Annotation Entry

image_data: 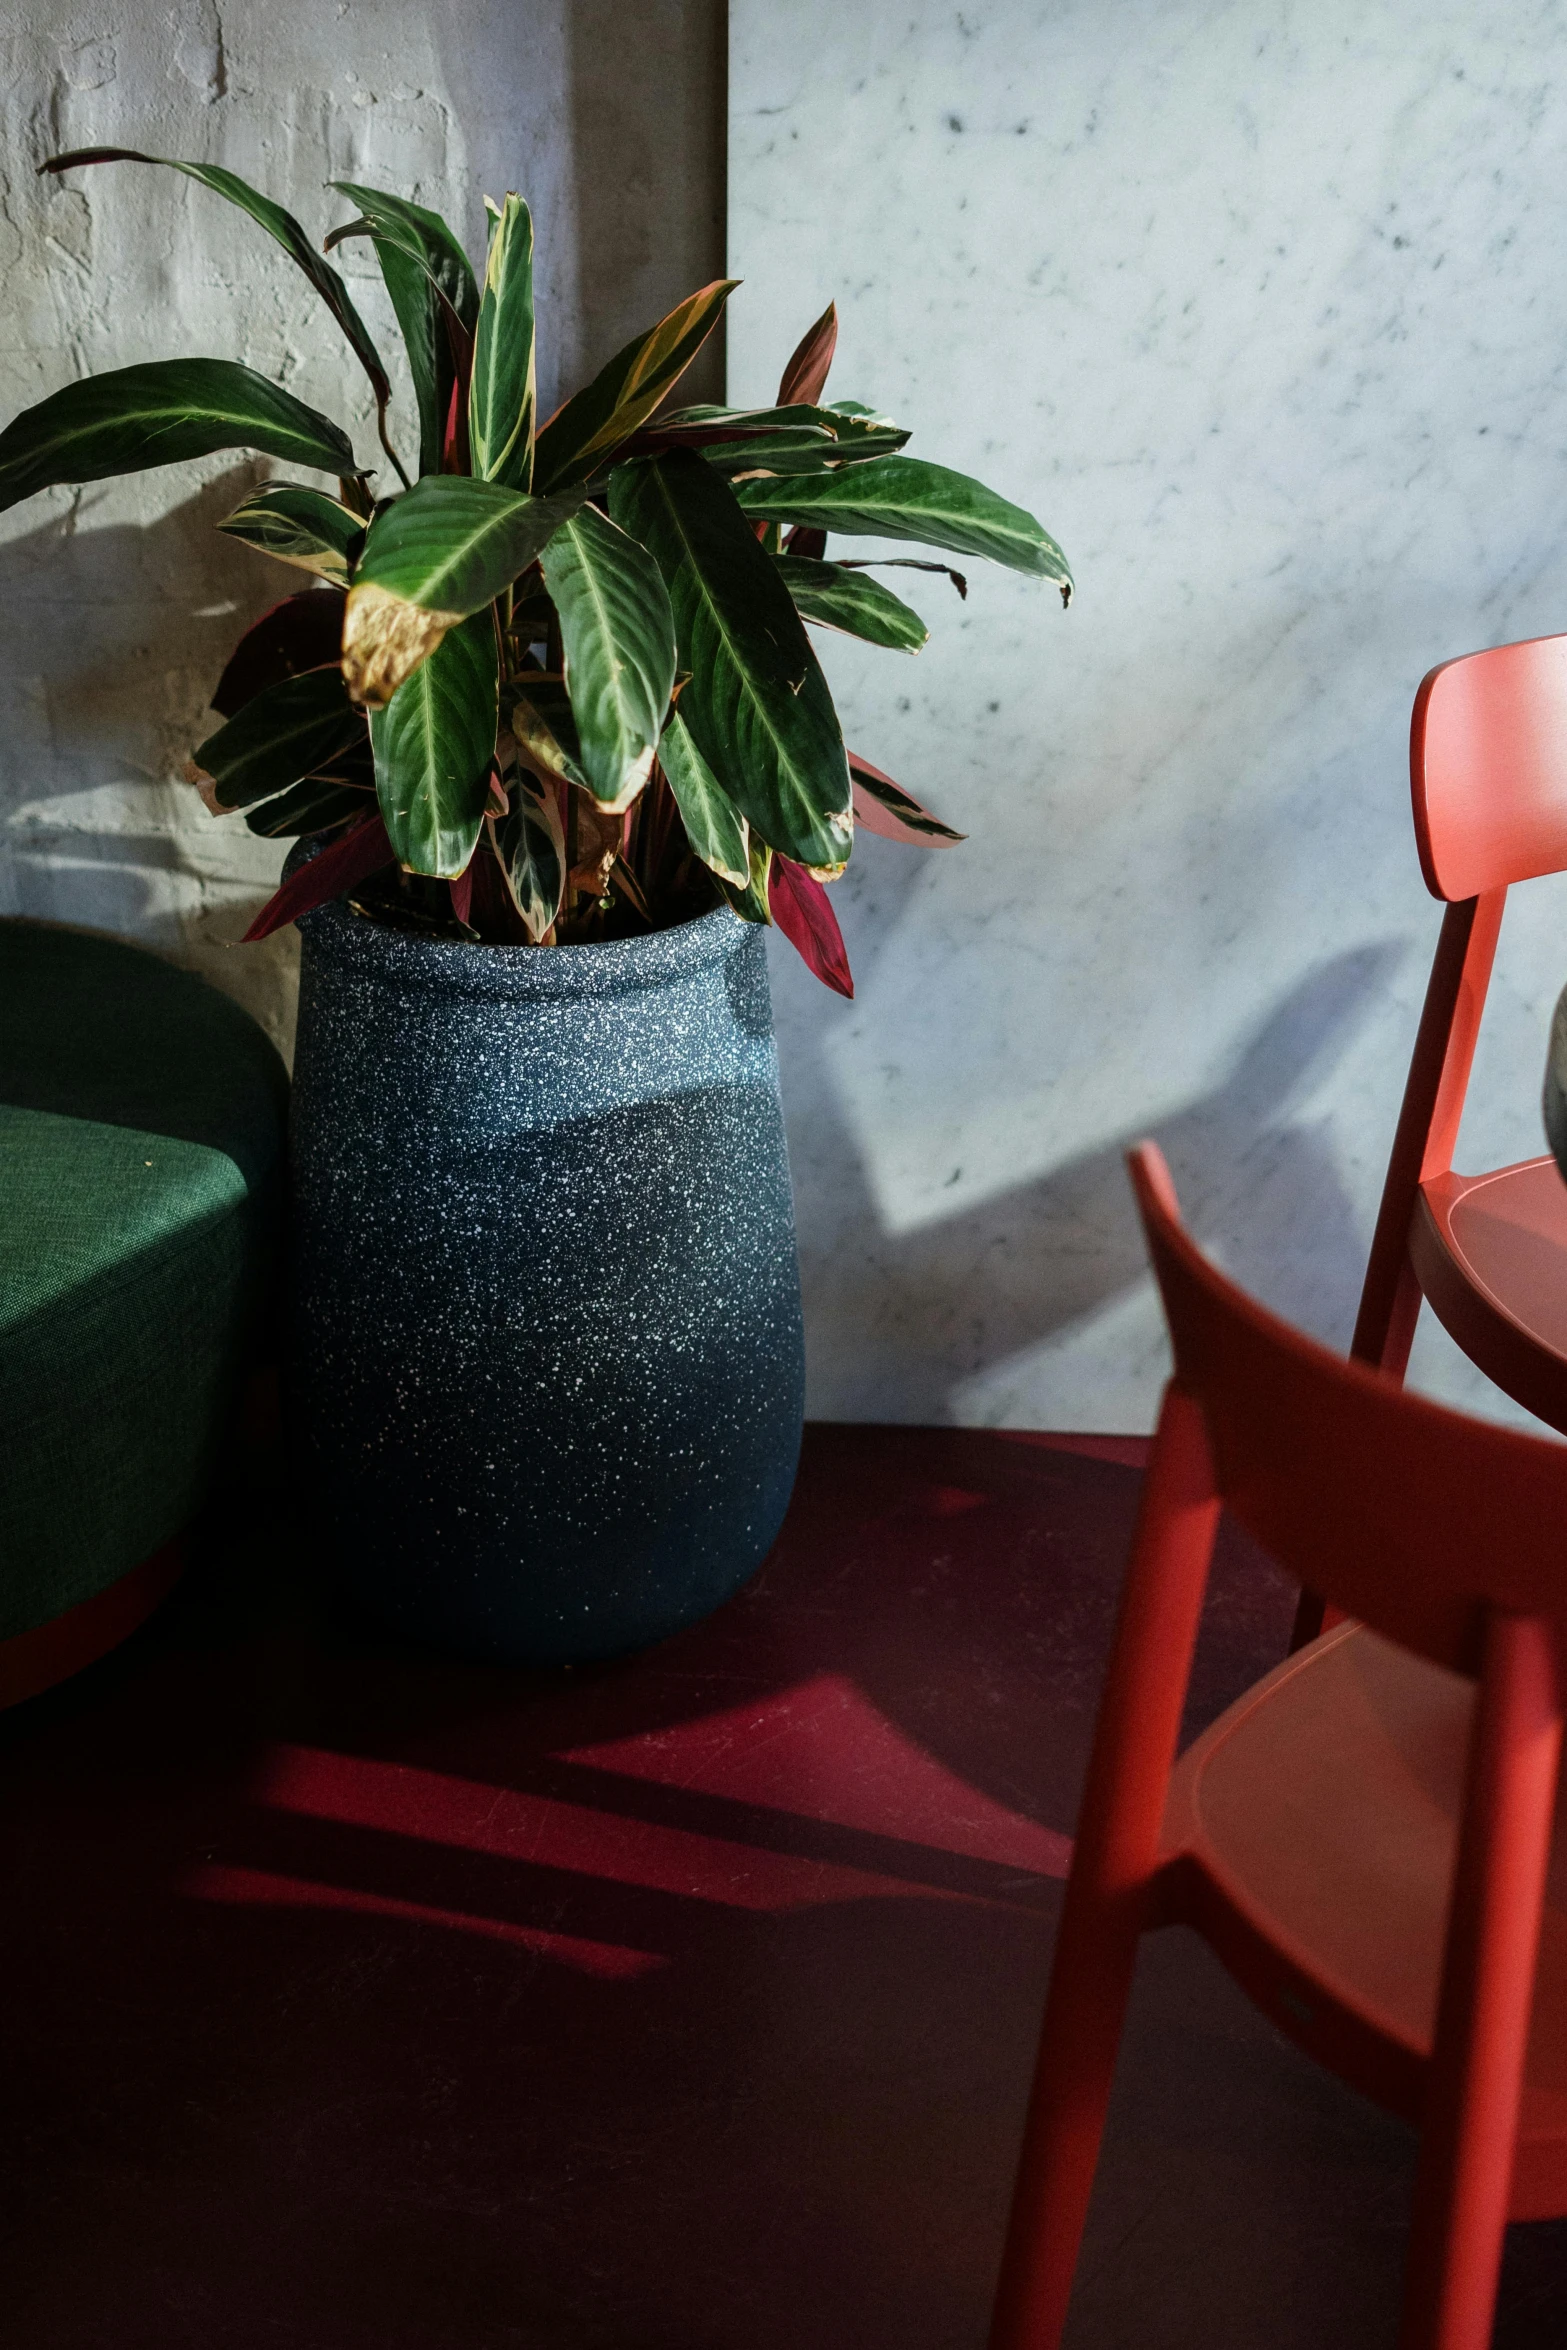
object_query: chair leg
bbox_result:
[1398,1613,1562,2350]
[988,1384,1220,2350]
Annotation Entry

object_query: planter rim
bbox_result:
[297,893,750,1004]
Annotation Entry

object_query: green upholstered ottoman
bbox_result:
[0,922,288,1701]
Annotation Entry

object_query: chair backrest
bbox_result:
[1413,632,1567,901]
[1131,1142,1567,1674]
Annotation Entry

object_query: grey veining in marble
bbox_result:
[731,0,1567,1431]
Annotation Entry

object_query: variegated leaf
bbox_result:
[192,668,364,811]
[369,610,498,875]
[219,484,365,583]
[539,505,677,809]
[343,477,584,705]
[658,708,749,887]
[491,769,565,941]
[469,194,536,492]
[774,554,928,652]
[734,455,1073,596]
[848,750,965,845]
[532,280,737,492]
[608,451,853,872]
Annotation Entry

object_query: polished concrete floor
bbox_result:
[2,1425,1564,2347]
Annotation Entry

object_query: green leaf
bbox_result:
[327,183,479,333]
[491,772,564,940]
[609,450,853,871]
[330,216,449,478]
[327,183,479,480]
[469,194,536,492]
[0,359,358,515]
[733,456,1073,595]
[774,554,929,652]
[532,279,738,492]
[243,774,372,838]
[370,611,498,875]
[343,477,586,705]
[715,836,773,927]
[192,668,364,811]
[42,147,410,488]
[218,483,365,582]
[658,708,750,887]
[538,506,676,809]
[655,402,909,475]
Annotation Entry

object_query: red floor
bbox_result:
[3,1425,1565,2346]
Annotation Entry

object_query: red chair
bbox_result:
[1293,628,1567,1650]
[1291,635,1567,1651]
[990,1142,1567,2350]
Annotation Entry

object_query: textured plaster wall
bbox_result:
[733,0,1567,1432]
[0,0,725,1055]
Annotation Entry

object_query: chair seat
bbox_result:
[1410,1157,1567,1431]
[0,921,287,1649]
[1161,1623,1567,2219]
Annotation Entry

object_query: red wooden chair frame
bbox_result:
[1292,632,1567,1642]
[990,1143,1567,2350]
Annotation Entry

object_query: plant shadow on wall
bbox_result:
[780,898,1405,1421]
[0,463,287,941]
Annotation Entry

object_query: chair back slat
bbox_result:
[1130,1144,1567,1674]
[1414,633,1567,901]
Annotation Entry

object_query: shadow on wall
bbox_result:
[561,0,729,403]
[783,926,1405,1422]
[0,464,289,944]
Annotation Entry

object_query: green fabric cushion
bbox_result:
[0,923,288,1638]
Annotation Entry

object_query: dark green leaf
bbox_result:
[532,280,738,492]
[609,450,852,871]
[470,194,536,491]
[327,182,479,332]
[330,215,449,477]
[0,360,358,515]
[344,476,586,704]
[327,183,478,480]
[507,678,587,791]
[539,506,676,808]
[774,554,929,652]
[218,483,365,581]
[733,455,1073,595]
[41,147,410,488]
[658,709,750,887]
[491,772,564,940]
[244,773,372,837]
[192,668,363,811]
[370,611,498,875]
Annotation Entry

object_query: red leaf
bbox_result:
[241,814,394,942]
[449,862,475,926]
[777,301,838,408]
[783,524,827,561]
[212,589,346,717]
[769,856,853,998]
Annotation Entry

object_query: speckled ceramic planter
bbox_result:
[287,900,805,1665]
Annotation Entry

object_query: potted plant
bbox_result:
[1,151,1072,1663]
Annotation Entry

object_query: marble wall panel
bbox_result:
[730,0,1567,1429]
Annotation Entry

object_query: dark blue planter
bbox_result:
[287,900,805,1664]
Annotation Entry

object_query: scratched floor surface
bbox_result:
[2,1424,1564,2348]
